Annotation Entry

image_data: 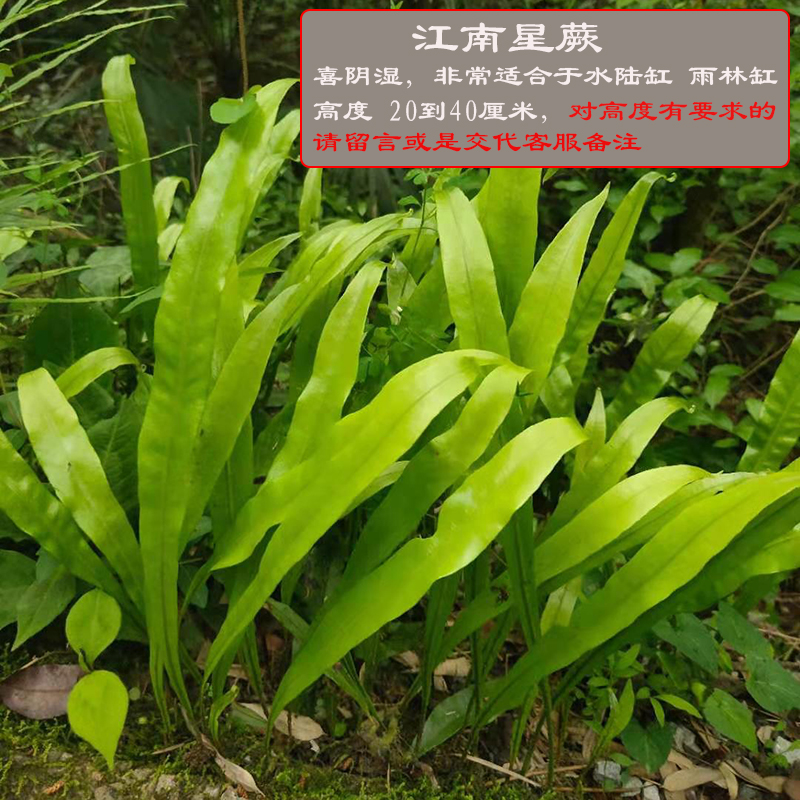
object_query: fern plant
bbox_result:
[0,54,798,778]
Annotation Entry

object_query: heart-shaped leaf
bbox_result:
[65,589,121,668]
[67,671,128,769]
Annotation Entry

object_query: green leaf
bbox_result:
[102,55,160,294]
[0,430,128,610]
[738,330,800,472]
[702,689,757,752]
[19,369,144,608]
[601,680,636,748]
[473,168,541,322]
[238,232,300,304]
[56,347,139,399]
[270,417,586,725]
[621,719,674,772]
[341,364,524,593]
[653,613,718,674]
[509,185,608,404]
[299,168,322,238]
[87,381,148,518]
[657,693,701,717]
[537,465,706,590]
[557,172,666,384]
[205,351,523,679]
[152,176,188,235]
[65,590,122,669]
[270,262,384,478]
[0,550,35,631]
[476,471,800,731]
[717,601,771,659]
[745,655,800,714]
[13,564,75,649]
[67,671,128,769]
[606,295,717,430]
[435,184,509,356]
[546,397,687,534]
[24,300,119,372]
[210,93,257,125]
[136,77,295,713]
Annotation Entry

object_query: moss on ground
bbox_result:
[0,704,547,800]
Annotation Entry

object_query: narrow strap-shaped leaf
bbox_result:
[271,262,384,478]
[509,185,608,403]
[56,347,139,399]
[0,429,130,611]
[479,471,800,725]
[606,295,717,430]
[546,397,686,534]
[152,176,188,235]
[265,599,374,715]
[101,55,159,291]
[473,168,541,323]
[203,350,513,679]
[556,172,667,384]
[435,184,509,356]
[285,276,344,406]
[536,465,707,590]
[682,492,800,610]
[238,232,300,304]
[270,417,585,721]
[340,364,526,594]
[738,330,800,472]
[273,215,403,304]
[18,369,144,607]
[573,388,605,481]
[137,77,296,712]
[181,285,303,540]
[299,167,322,238]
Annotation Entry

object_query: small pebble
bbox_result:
[622,777,643,797]
[775,737,800,765]
[155,773,178,795]
[593,759,622,785]
[643,782,661,800]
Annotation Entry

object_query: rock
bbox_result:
[622,777,643,797]
[739,784,765,800]
[46,749,66,763]
[594,760,622,785]
[220,789,238,800]
[94,788,117,800]
[643,783,660,800]
[775,737,800,765]
[154,774,178,795]
[674,724,700,753]
[126,767,155,785]
[191,787,222,800]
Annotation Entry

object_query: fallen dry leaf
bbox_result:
[664,767,723,792]
[434,657,471,678]
[660,761,687,800]
[239,702,324,742]
[667,750,696,770]
[393,651,420,671]
[785,778,800,800]
[758,726,775,744]
[728,761,786,794]
[200,734,263,797]
[720,762,739,800]
[0,664,84,719]
[43,780,65,795]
